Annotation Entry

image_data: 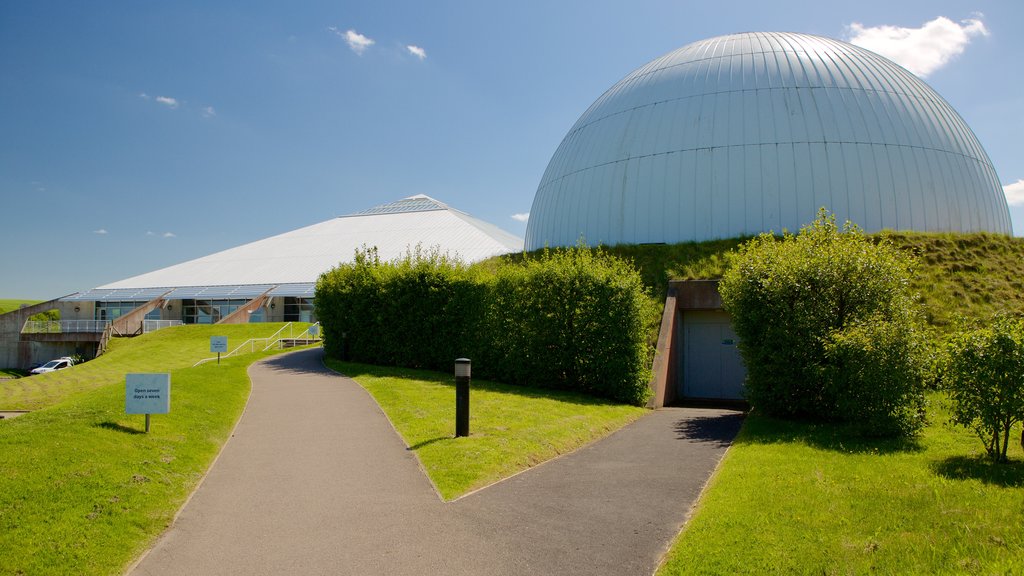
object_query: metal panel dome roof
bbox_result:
[94,195,522,293]
[525,31,1011,250]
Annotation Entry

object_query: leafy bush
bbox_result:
[482,247,657,405]
[823,317,928,435]
[944,315,1024,462]
[719,209,927,434]
[315,245,485,372]
[315,245,656,405]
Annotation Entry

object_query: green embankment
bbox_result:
[0,299,42,314]
[491,231,1024,330]
[0,323,311,575]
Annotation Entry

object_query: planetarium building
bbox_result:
[525,31,1011,249]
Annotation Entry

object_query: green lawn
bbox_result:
[1,322,310,411]
[0,323,312,576]
[1,298,39,314]
[325,360,647,500]
[658,392,1024,574]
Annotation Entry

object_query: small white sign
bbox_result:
[126,373,170,415]
[210,336,228,353]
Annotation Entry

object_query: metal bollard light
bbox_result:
[455,358,471,438]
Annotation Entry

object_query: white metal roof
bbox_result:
[525,32,1012,250]
[95,195,522,291]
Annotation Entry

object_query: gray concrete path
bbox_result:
[130,348,743,576]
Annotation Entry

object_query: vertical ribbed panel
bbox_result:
[525,32,1011,250]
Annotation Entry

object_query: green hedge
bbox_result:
[315,245,656,405]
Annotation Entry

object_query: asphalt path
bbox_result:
[129,348,743,576]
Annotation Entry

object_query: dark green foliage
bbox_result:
[482,247,657,405]
[945,315,1024,462]
[720,210,927,435]
[316,245,657,405]
[315,246,486,372]
[823,318,928,436]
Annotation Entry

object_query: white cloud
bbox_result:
[138,92,150,100]
[329,27,375,55]
[1004,180,1024,206]
[163,232,176,238]
[202,106,216,118]
[511,213,530,223]
[407,45,427,60]
[155,96,179,109]
[93,228,108,235]
[846,16,988,77]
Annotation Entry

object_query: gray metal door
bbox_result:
[679,310,746,400]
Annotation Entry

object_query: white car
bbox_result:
[30,357,75,374]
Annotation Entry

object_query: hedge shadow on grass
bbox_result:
[932,455,1024,487]
[732,413,925,455]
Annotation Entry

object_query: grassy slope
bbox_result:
[658,393,1024,574]
[1,323,309,411]
[326,360,646,500]
[488,232,1024,330]
[0,298,41,314]
[0,324,305,576]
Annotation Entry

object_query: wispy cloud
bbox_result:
[163,232,176,238]
[202,106,216,118]
[846,15,988,77]
[1004,180,1024,206]
[93,228,108,235]
[155,96,179,109]
[146,231,156,236]
[406,45,427,60]
[511,213,530,223]
[329,27,375,55]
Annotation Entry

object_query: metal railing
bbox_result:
[21,320,111,334]
[143,320,184,333]
[193,322,319,367]
[262,322,321,351]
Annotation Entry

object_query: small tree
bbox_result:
[719,209,927,434]
[945,315,1024,462]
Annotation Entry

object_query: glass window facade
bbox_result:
[94,301,160,321]
[283,297,315,322]
[181,299,262,324]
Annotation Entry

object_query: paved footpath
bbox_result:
[130,348,743,576]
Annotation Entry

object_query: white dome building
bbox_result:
[525,32,1011,250]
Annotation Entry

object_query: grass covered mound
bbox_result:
[490,231,1024,332]
[0,299,41,314]
[0,348,288,575]
[1,323,311,411]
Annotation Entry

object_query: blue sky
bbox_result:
[2,1,1022,299]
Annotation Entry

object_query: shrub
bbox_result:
[719,209,927,434]
[315,244,657,405]
[484,247,657,405]
[944,315,1024,462]
[315,245,486,372]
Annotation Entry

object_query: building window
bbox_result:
[180,299,253,324]
[283,297,315,322]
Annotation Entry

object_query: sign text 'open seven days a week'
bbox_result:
[126,373,170,415]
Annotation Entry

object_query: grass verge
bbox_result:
[1,323,310,411]
[657,391,1024,574]
[325,359,647,500]
[0,324,311,576]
